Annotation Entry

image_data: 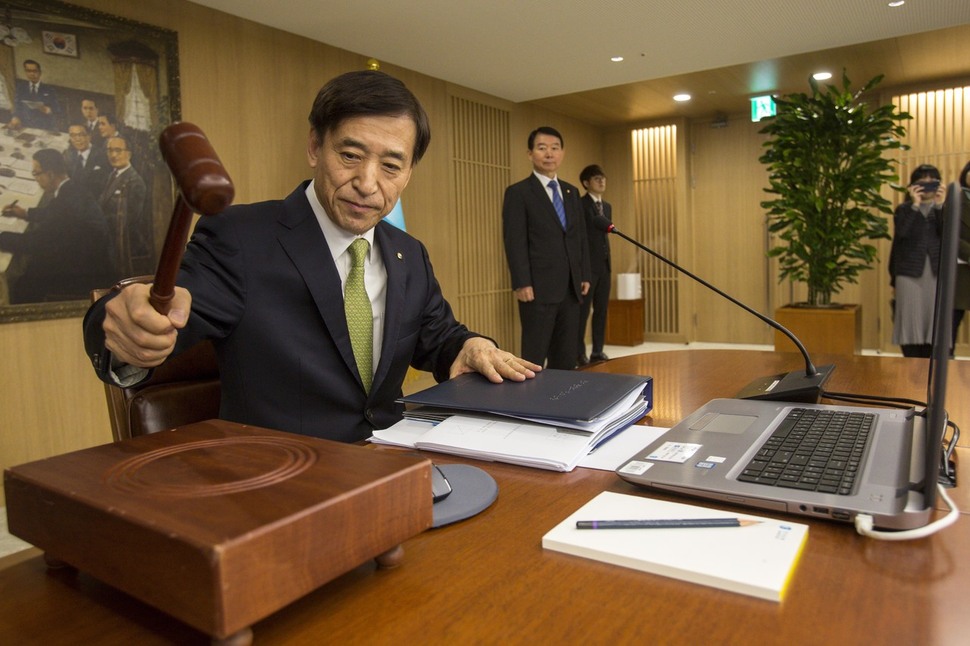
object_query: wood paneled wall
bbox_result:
[609,80,970,352]
[0,0,604,499]
[631,125,683,340]
[449,95,515,350]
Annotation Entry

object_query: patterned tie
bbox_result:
[345,238,373,393]
[549,180,567,229]
[595,200,604,218]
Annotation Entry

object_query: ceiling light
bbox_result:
[673,93,691,102]
[813,71,833,81]
[611,56,624,62]
[888,1,905,7]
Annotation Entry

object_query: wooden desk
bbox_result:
[2,350,968,645]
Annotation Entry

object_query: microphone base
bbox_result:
[736,364,836,404]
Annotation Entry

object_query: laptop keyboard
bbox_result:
[737,408,875,495]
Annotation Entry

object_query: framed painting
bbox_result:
[0,0,180,322]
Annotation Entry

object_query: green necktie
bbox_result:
[345,238,373,393]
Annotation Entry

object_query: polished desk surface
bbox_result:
[1,350,968,645]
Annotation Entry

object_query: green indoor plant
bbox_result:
[758,71,910,306]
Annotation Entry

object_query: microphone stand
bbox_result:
[597,216,834,403]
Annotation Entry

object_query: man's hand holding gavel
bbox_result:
[103,282,192,368]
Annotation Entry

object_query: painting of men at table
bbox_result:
[0,0,178,320]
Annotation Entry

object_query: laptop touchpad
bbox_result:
[689,413,756,435]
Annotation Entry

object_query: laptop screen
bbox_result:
[922,181,962,508]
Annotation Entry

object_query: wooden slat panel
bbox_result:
[631,125,679,337]
[450,96,514,350]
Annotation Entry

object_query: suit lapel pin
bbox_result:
[397,252,403,260]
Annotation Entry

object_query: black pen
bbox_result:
[575,518,760,529]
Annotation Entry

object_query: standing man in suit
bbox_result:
[576,164,612,365]
[63,123,109,198]
[7,59,60,131]
[502,126,590,369]
[84,70,538,443]
[80,98,104,147]
[99,134,149,276]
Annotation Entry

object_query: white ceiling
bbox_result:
[190,0,970,104]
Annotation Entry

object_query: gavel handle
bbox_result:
[148,195,194,314]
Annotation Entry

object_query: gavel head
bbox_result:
[158,122,235,215]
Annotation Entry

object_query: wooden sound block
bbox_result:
[3,420,433,643]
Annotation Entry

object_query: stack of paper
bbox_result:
[370,370,652,471]
[542,491,808,601]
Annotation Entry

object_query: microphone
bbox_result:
[591,214,834,403]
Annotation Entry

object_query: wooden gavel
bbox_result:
[149,122,235,314]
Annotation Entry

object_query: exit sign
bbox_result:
[751,95,776,122]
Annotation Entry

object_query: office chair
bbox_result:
[90,276,221,441]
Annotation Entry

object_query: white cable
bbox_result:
[854,483,960,540]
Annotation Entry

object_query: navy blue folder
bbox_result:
[398,369,653,424]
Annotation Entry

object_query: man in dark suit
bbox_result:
[84,70,538,443]
[576,164,612,365]
[502,126,590,369]
[63,123,109,198]
[0,149,112,303]
[8,59,60,131]
[80,98,104,148]
[99,134,150,276]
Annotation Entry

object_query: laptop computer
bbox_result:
[616,182,963,530]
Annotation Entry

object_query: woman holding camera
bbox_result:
[889,164,946,357]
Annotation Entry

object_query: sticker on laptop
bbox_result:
[705,456,727,463]
[695,461,717,469]
[646,442,701,463]
[619,460,653,476]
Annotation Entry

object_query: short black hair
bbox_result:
[33,148,67,175]
[960,160,970,189]
[909,164,941,185]
[308,70,431,165]
[100,112,119,127]
[23,59,40,71]
[528,126,563,150]
[580,164,605,185]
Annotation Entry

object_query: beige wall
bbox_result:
[0,0,604,497]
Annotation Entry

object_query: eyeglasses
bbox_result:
[31,170,48,177]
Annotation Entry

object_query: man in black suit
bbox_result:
[8,59,60,131]
[100,134,149,276]
[0,149,112,303]
[80,98,104,147]
[576,164,612,365]
[84,70,538,443]
[502,126,590,369]
[63,123,109,198]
